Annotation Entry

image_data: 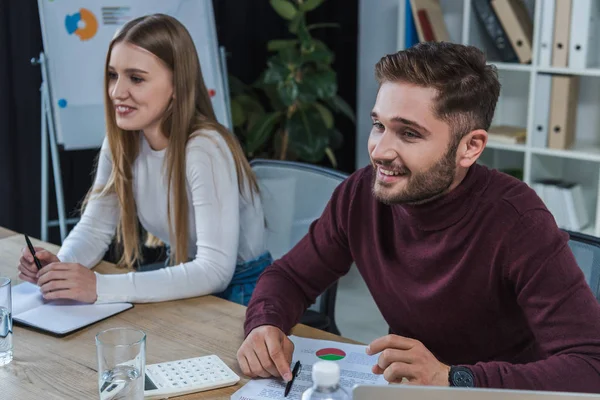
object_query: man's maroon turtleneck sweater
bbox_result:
[244,163,600,393]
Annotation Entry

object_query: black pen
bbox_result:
[284,360,301,397]
[24,234,43,271]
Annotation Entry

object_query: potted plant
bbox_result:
[229,0,355,168]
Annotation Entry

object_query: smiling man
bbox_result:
[236,42,600,393]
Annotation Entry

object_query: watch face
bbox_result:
[451,367,474,387]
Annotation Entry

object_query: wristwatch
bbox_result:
[448,366,475,387]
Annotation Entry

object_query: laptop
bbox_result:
[352,385,600,400]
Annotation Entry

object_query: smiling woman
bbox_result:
[17,14,271,307]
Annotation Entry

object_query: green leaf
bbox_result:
[314,103,334,129]
[301,47,334,64]
[270,0,297,20]
[262,60,290,85]
[246,112,282,154]
[296,21,312,44]
[246,112,263,132]
[286,106,329,162]
[325,147,338,168]
[235,94,264,115]
[279,47,301,64]
[303,69,337,99]
[258,84,286,110]
[301,39,334,64]
[307,22,340,30]
[313,39,332,52]
[297,81,318,103]
[277,80,299,106]
[230,98,246,128]
[289,13,303,34]
[268,39,299,52]
[328,94,356,124]
[299,0,324,12]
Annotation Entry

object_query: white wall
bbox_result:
[355,0,400,168]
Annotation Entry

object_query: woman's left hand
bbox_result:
[37,262,98,303]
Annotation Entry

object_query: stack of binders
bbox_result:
[533,0,598,150]
[532,74,580,151]
[538,0,600,69]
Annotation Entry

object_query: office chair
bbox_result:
[564,229,600,302]
[250,159,349,335]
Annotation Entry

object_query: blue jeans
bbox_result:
[216,251,273,306]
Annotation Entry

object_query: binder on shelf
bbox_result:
[490,0,533,64]
[472,0,518,63]
[531,73,552,148]
[538,0,555,67]
[552,0,572,67]
[548,75,579,150]
[405,0,419,48]
[568,0,600,69]
[410,0,450,42]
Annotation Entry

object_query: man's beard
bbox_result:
[371,141,459,205]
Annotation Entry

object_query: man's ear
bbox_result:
[457,129,487,168]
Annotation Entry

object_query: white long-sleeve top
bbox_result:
[56,130,266,304]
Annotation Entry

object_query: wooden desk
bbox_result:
[0,226,17,239]
[0,234,354,399]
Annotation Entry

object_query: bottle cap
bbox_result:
[312,360,340,387]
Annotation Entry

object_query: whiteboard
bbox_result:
[37,0,228,150]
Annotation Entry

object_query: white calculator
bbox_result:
[143,355,240,399]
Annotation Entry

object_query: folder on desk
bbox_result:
[548,75,579,150]
[552,0,572,67]
[11,282,133,336]
[410,0,450,42]
[490,0,533,64]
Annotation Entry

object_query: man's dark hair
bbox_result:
[375,42,501,137]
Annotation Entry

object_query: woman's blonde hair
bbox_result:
[86,14,258,268]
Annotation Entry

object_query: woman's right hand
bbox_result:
[17,247,60,285]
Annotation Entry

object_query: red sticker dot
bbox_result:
[209,89,216,97]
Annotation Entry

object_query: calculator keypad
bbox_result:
[145,355,239,393]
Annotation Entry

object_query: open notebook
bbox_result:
[12,282,133,336]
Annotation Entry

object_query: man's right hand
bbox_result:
[237,325,295,381]
[17,246,59,284]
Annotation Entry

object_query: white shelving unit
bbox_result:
[397,0,600,236]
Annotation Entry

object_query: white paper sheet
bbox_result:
[231,335,388,400]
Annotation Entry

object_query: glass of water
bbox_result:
[0,277,12,366]
[96,327,146,400]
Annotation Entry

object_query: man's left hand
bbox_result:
[37,262,98,303]
[366,334,450,385]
